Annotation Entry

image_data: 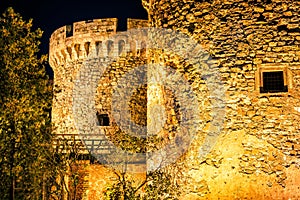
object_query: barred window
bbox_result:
[260,71,288,93]
[256,64,291,94]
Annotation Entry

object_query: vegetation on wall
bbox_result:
[104,168,181,200]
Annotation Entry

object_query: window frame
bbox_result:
[96,113,110,126]
[255,64,292,94]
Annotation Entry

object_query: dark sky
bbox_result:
[1,0,148,77]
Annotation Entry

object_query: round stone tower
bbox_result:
[49,18,149,147]
[49,18,151,198]
[141,0,300,199]
[49,0,300,199]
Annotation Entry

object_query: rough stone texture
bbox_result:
[50,0,300,199]
[66,162,145,200]
[142,0,300,199]
[49,18,150,198]
[49,18,149,147]
[50,18,118,143]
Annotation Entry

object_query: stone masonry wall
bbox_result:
[50,0,300,199]
[142,0,300,199]
[49,18,150,198]
[50,18,118,140]
[49,18,148,142]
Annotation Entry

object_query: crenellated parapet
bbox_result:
[127,18,149,30]
[49,18,149,69]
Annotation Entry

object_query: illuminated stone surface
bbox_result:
[49,0,300,199]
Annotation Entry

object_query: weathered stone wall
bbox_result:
[49,18,149,139]
[49,18,150,198]
[65,162,146,200]
[50,0,300,199]
[127,18,149,29]
[50,18,118,140]
[142,0,300,199]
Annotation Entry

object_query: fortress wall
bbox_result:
[49,0,300,198]
[49,18,149,140]
[49,18,150,198]
[142,0,300,199]
[49,18,118,68]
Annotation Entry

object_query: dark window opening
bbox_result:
[106,40,114,56]
[118,40,125,55]
[95,41,102,55]
[67,47,72,59]
[97,113,110,126]
[66,25,73,38]
[260,71,288,93]
[84,42,90,55]
[74,44,80,57]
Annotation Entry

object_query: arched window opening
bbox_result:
[95,41,102,55]
[106,40,114,56]
[74,44,80,58]
[118,40,125,55]
[84,42,90,56]
[67,47,72,59]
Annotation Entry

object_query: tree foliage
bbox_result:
[104,168,181,200]
[0,7,53,199]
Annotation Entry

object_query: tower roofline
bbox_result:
[49,18,149,69]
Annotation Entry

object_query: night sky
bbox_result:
[1,0,148,77]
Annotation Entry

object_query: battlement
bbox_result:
[49,18,149,69]
[127,18,149,29]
